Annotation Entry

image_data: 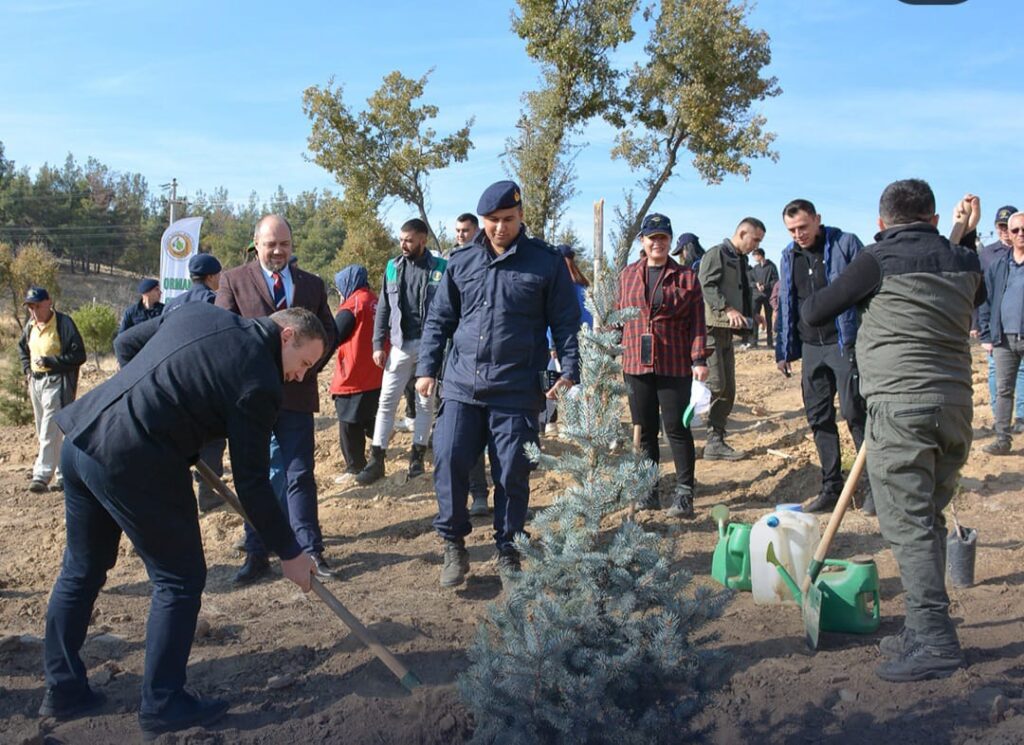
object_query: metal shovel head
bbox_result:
[803,581,822,651]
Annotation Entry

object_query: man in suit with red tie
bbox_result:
[216,214,337,583]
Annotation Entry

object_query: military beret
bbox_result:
[23,286,49,304]
[137,278,160,294]
[995,205,1018,225]
[188,253,222,276]
[477,180,522,216]
[639,213,673,237]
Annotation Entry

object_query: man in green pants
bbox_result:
[801,180,984,682]
[698,217,765,460]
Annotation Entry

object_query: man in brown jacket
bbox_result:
[216,214,337,583]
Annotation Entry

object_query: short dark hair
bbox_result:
[456,213,478,226]
[401,218,429,235]
[752,247,765,258]
[738,216,766,233]
[878,179,936,227]
[782,199,817,219]
[270,307,328,349]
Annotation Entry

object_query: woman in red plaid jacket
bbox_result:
[617,213,708,519]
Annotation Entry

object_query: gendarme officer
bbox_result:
[416,180,581,587]
[163,253,222,312]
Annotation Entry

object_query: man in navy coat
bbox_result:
[41,303,323,740]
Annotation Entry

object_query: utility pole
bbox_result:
[593,198,604,280]
[160,178,180,226]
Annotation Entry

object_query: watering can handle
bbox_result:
[801,444,867,595]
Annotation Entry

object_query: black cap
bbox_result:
[638,213,672,237]
[996,206,1018,225]
[671,232,701,256]
[188,253,222,276]
[23,286,49,304]
[556,243,575,258]
[477,180,522,216]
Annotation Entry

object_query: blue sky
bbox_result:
[1,0,1020,263]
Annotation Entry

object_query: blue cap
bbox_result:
[996,205,1018,225]
[137,278,159,294]
[476,180,522,216]
[188,253,222,276]
[671,232,701,255]
[23,286,49,304]
[556,243,575,258]
[639,213,672,237]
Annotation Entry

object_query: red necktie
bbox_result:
[272,272,287,309]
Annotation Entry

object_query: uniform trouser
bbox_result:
[45,441,205,716]
[372,340,435,448]
[432,399,537,551]
[992,335,1024,439]
[801,343,867,494]
[987,351,1024,419]
[244,410,322,557]
[30,374,63,483]
[468,452,489,501]
[867,400,971,651]
[623,373,695,489]
[753,296,773,346]
[705,327,736,433]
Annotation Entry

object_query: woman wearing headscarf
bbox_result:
[330,265,384,481]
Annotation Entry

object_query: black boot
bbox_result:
[703,429,747,461]
[665,483,696,519]
[639,486,660,511]
[860,486,876,516]
[408,444,427,478]
[355,446,386,485]
[233,553,271,585]
[805,490,839,513]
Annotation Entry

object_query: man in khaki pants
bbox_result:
[17,287,86,493]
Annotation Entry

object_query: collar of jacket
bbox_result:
[481,225,526,261]
[873,221,940,243]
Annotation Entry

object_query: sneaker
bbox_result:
[665,484,696,519]
[469,495,490,516]
[29,479,49,493]
[38,686,106,720]
[311,552,334,579]
[139,691,229,741]
[879,626,916,659]
[874,641,963,682]
[983,439,1012,455]
[439,540,469,588]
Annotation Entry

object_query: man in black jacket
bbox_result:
[801,180,984,683]
[118,277,164,334]
[41,303,322,739]
[17,287,86,493]
[749,247,778,348]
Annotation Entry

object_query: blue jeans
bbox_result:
[988,353,1024,420]
[244,410,322,557]
[44,441,205,716]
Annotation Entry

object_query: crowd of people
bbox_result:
[22,177,1023,736]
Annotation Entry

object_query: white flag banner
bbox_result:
[159,217,203,300]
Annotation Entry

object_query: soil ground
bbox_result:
[1,345,1022,745]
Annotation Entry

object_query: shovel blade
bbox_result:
[803,581,823,650]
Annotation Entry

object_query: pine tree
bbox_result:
[459,265,730,744]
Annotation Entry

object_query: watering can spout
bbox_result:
[766,543,803,604]
[710,504,730,539]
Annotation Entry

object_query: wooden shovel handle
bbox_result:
[193,460,421,691]
[800,444,867,595]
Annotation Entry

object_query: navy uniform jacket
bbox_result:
[118,299,164,335]
[163,282,216,313]
[57,302,300,559]
[417,226,581,413]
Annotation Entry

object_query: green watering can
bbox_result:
[710,504,752,592]
[767,543,880,649]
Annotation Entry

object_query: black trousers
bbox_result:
[801,343,867,494]
[334,390,380,472]
[624,373,695,488]
[753,296,773,346]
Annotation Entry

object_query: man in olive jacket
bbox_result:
[17,287,86,493]
[698,218,765,460]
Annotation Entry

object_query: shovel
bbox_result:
[766,542,822,650]
[194,460,422,692]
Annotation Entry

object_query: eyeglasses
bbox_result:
[1011,228,1024,235]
